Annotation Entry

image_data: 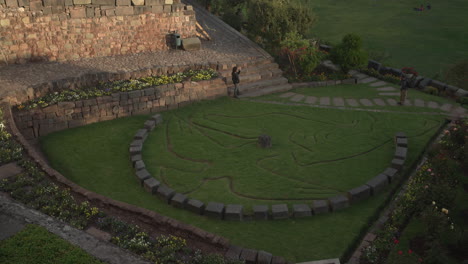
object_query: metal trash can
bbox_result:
[173,33,181,49]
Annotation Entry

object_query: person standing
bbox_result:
[232,66,241,98]
[399,74,411,105]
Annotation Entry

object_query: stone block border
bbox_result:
[130,112,408,221]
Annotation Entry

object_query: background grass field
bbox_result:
[40,96,446,262]
[297,0,468,79]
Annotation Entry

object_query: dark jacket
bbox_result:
[400,78,408,90]
[232,71,240,84]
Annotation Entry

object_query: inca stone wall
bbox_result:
[0,0,196,63]
[13,77,226,138]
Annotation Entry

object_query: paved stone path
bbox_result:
[277,70,467,118]
[0,194,152,264]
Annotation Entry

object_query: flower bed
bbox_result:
[360,120,468,264]
[16,69,218,110]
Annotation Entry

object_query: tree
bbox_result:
[330,33,368,73]
[246,0,314,48]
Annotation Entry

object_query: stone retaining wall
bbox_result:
[13,76,226,138]
[0,0,196,64]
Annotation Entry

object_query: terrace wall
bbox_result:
[0,0,196,64]
[13,76,226,138]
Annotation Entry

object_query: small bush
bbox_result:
[424,86,439,95]
[330,34,368,73]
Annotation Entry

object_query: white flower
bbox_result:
[0,122,5,130]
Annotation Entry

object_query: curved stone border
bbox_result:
[1,102,230,252]
[130,113,408,221]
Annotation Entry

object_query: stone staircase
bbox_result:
[185,0,292,98]
[218,57,292,98]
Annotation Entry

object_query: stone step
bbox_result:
[219,62,279,78]
[224,72,262,85]
[237,77,289,94]
[238,83,292,98]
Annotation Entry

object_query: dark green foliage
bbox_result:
[246,0,314,47]
[444,59,468,90]
[0,224,103,264]
[330,34,368,73]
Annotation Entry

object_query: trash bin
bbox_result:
[173,33,181,49]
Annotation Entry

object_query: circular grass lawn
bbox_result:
[142,98,442,208]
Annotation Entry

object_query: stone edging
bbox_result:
[366,60,468,98]
[1,102,231,251]
[129,113,409,221]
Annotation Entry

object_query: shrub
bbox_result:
[330,34,368,73]
[444,59,468,90]
[246,0,314,47]
[424,86,438,95]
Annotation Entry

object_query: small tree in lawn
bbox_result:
[330,33,368,73]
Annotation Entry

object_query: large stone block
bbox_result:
[131,0,143,4]
[348,185,371,203]
[225,204,243,221]
[92,0,114,4]
[73,0,91,4]
[170,193,187,208]
[383,167,398,183]
[225,245,242,261]
[240,248,258,264]
[293,204,312,218]
[418,78,432,89]
[182,37,201,51]
[135,169,151,185]
[144,120,156,131]
[396,137,408,147]
[30,1,43,10]
[186,199,204,214]
[143,177,160,194]
[329,195,350,211]
[134,129,148,140]
[129,144,142,155]
[391,158,405,171]
[455,89,468,98]
[134,5,151,14]
[395,132,407,139]
[70,7,86,18]
[257,250,273,264]
[368,60,381,72]
[156,185,175,203]
[151,113,163,124]
[134,160,145,171]
[366,173,389,195]
[430,80,446,91]
[394,146,407,160]
[116,0,130,5]
[5,0,18,7]
[271,204,289,220]
[253,205,268,220]
[130,139,144,147]
[205,202,225,219]
[311,200,329,214]
[145,0,162,4]
[115,6,133,15]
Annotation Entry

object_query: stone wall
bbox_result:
[13,77,226,138]
[0,0,196,63]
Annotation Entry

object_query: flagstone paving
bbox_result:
[279,92,295,98]
[346,98,360,107]
[290,94,305,102]
[414,99,425,107]
[359,98,374,106]
[305,96,318,104]
[377,87,397,91]
[319,97,331,105]
[386,98,398,106]
[372,98,386,106]
[379,92,400,96]
[359,77,377,84]
[427,101,439,109]
[333,97,345,106]
[370,81,387,87]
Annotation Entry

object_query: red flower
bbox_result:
[393,239,399,244]
[418,258,423,263]
[408,249,413,254]
[398,250,403,255]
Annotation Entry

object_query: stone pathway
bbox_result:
[0,194,152,264]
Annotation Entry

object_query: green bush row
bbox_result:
[16,68,218,110]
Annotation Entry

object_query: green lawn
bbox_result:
[297,0,468,79]
[40,97,446,262]
[0,224,103,264]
